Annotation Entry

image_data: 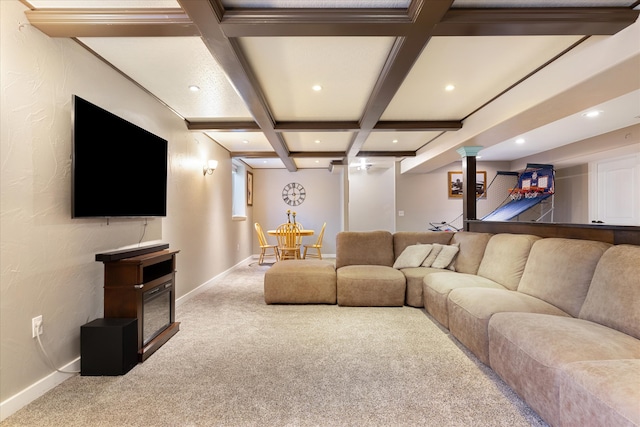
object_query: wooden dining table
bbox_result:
[268,229,314,236]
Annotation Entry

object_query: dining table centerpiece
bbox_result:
[286,210,297,224]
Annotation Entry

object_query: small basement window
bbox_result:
[232,161,247,219]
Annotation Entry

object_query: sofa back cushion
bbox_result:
[449,232,493,274]
[517,238,611,317]
[579,244,640,339]
[336,230,395,269]
[477,233,541,290]
[393,231,453,260]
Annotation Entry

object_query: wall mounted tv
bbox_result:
[72,95,168,218]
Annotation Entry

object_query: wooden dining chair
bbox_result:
[303,222,326,260]
[254,222,279,264]
[275,222,302,260]
[293,222,304,257]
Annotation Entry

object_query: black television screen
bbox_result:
[72,95,168,218]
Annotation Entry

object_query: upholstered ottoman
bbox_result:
[264,260,336,304]
[337,265,406,307]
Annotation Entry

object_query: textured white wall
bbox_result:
[0,0,251,411]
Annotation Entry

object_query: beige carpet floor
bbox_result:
[2,261,548,426]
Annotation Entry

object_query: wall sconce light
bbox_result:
[203,160,218,176]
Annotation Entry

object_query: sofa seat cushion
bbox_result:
[337,265,406,307]
[264,260,337,304]
[423,272,506,329]
[402,267,450,308]
[488,312,640,426]
[447,288,570,365]
[559,359,640,427]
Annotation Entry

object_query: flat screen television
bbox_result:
[72,95,168,218]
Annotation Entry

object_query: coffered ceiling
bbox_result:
[23,0,640,172]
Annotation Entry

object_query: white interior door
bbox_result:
[590,154,640,225]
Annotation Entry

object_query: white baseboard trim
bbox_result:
[0,358,80,422]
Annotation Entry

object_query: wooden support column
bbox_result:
[456,146,483,231]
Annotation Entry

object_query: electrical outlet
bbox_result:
[32,315,43,338]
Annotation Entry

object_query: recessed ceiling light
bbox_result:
[314,140,321,144]
[516,138,525,144]
[243,140,249,144]
[445,84,455,91]
[392,139,398,144]
[312,85,322,91]
[188,85,200,92]
[582,110,603,118]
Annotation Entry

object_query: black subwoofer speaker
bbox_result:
[81,318,138,376]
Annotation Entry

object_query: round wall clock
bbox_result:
[282,182,306,206]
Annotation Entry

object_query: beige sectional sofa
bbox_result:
[264,230,640,427]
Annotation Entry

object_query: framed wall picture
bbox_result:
[247,171,253,206]
[448,171,487,198]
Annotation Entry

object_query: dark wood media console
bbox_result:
[97,246,180,362]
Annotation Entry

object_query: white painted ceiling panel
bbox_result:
[383,35,584,121]
[452,0,635,7]
[294,158,342,169]
[238,37,396,121]
[79,37,253,120]
[349,157,396,169]
[205,131,274,152]
[478,89,640,161]
[223,0,410,7]
[283,132,352,152]
[28,0,180,7]
[30,0,635,9]
[244,158,285,169]
[362,131,442,151]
